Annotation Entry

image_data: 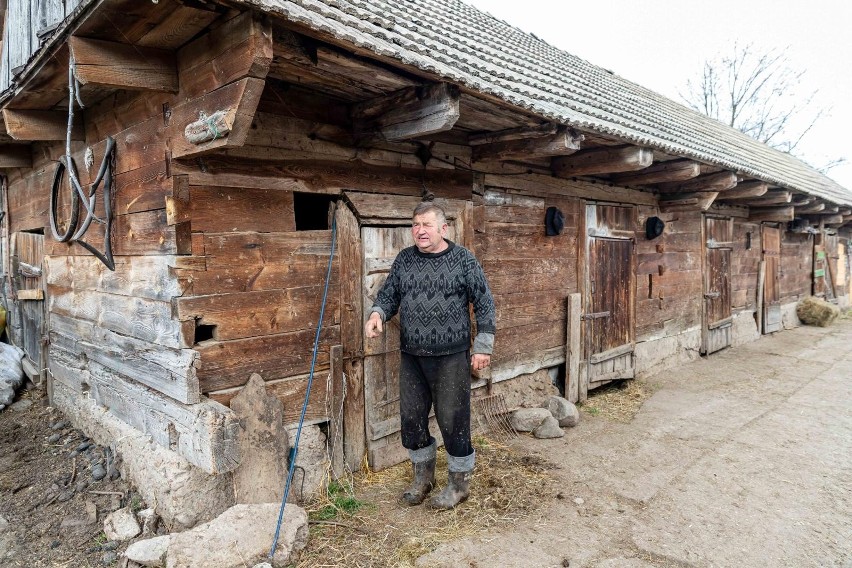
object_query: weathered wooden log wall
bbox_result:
[779,232,813,303]
[635,209,702,339]
[731,220,761,313]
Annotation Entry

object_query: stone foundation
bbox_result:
[634,327,701,379]
[731,310,761,347]
[781,301,803,330]
[52,380,235,530]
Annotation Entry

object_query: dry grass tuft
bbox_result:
[294,436,555,568]
[578,379,652,423]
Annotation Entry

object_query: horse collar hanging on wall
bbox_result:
[49,61,117,271]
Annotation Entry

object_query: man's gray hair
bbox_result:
[413,202,447,225]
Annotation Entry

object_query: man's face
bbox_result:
[411,211,447,253]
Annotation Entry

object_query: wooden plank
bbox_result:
[48,285,188,348]
[472,127,582,162]
[169,77,265,159]
[328,345,345,478]
[188,186,295,232]
[656,172,737,194]
[352,83,460,142]
[718,181,769,200]
[177,10,273,99]
[741,190,793,206]
[195,325,340,392]
[44,255,185,302]
[174,285,339,341]
[69,36,178,92]
[16,289,43,300]
[50,313,199,404]
[136,4,221,50]
[552,145,652,177]
[0,144,31,168]
[749,206,795,222]
[2,109,84,141]
[50,350,237,474]
[566,293,581,403]
[611,159,701,186]
[484,173,657,206]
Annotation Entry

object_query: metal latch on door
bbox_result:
[582,311,611,321]
[703,292,721,299]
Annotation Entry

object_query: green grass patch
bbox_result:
[310,480,367,521]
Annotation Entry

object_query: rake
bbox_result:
[472,368,517,442]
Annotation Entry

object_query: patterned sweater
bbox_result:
[371,241,496,357]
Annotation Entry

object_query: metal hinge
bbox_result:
[704,292,720,299]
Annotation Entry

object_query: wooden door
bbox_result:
[582,204,635,391]
[762,225,782,333]
[12,232,45,379]
[348,193,471,471]
[702,216,733,354]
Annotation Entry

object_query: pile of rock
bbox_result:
[0,342,24,411]
[122,503,308,568]
[510,395,580,439]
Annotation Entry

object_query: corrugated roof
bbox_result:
[242,0,852,207]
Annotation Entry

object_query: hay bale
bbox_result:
[796,296,840,327]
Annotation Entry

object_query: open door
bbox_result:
[581,204,635,392]
[702,215,733,354]
[762,225,782,333]
[346,192,472,471]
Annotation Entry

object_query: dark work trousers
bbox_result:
[399,350,473,458]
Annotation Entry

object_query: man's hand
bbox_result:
[471,353,491,371]
[365,312,384,338]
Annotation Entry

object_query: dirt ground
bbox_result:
[1,317,851,567]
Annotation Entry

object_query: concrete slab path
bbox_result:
[416,319,852,568]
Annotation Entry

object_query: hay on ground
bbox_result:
[797,296,840,327]
[578,379,652,423]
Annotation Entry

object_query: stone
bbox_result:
[253,564,274,568]
[231,374,290,505]
[102,550,117,565]
[9,399,33,412]
[92,464,107,481]
[51,421,68,431]
[574,497,584,505]
[284,424,329,502]
[165,503,308,568]
[76,480,89,493]
[543,396,580,428]
[0,514,9,533]
[57,489,75,502]
[533,415,565,439]
[48,433,61,443]
[509,408,551,432]
[85,501,98,525]
[138,508,159,536]
[125,535,171,567]
[103,507,141,541]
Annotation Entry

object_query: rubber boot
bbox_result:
[429,470,471,509]
[400,457,436,505]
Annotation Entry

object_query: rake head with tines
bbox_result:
[472,368,517,442]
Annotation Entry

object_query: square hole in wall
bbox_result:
[294,193,338,231]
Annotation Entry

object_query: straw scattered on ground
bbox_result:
[577,379,653,423]
[293,436,556,568]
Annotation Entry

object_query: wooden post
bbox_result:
[328,345,345,479]
[566,293,581,403]
[756,260,766,335]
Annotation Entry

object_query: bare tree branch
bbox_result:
[679,42,845,169]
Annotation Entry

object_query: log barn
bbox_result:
[1,0,850,521]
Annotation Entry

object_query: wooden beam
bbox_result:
[717,181,768,200]
[565,293,581,404]
[795,202,825,213]
[472,126,582,162]
[804,214,844,224]
[2,109,84,141]
[791,195,815,206]
[749,205,794,222]
[0,145,31,168]
[660,191,719,212]
[611,159,701,186]
[70,36,179,92]
[469,123,559,145]
[838,208,852,216]
[352,82,460,142]
[552,145,652,177]
[655,171,737,194]
[741,190,792,206]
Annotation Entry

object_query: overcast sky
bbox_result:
[464,0,852,190]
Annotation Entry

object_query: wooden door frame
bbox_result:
[700,214,733,354]
[759,223,784,334]
[580,202,637,397]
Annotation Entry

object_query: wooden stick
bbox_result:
[756,260,766,335]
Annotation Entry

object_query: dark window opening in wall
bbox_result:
[194,322,217,344]
[294,193,337,231]
[21,228,44,235]
[746,232,752,250]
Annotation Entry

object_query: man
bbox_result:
[365,201,496,509]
